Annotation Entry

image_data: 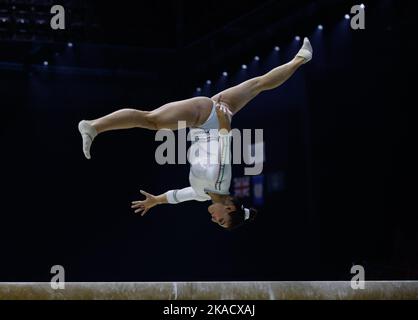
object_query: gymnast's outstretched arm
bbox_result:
[131,188,205,216]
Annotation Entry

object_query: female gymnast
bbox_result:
[78,38,313,230]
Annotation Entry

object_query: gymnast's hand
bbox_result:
[131,190,161,216]
[215,95,232,132]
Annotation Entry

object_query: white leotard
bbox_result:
[165,101,232,204]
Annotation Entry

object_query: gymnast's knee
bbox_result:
[144,111,162,130]
[128,109,160,130]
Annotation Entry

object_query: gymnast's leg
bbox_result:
[211,37,313,115]
[78,97,213,159]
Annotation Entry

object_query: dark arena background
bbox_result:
[0,0,417,300]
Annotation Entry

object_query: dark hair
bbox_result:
[226,198,258,231]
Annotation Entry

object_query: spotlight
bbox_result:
[345,14,350,20]
[222,72,228,77]
[295,36,301,41]
[67,42,73,48]
[43,61,49,66]
[274,46,280,52]
[241,64,248,70]
[196,87,202,92]
[318,24,323,30]
[206,80,212,85]
[360,4,365,9]
[254,56,260,61]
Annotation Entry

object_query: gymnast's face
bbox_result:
[208,203,236,228]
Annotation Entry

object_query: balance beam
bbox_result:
[1,282,417,300]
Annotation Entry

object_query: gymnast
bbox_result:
[78,38,313,230]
